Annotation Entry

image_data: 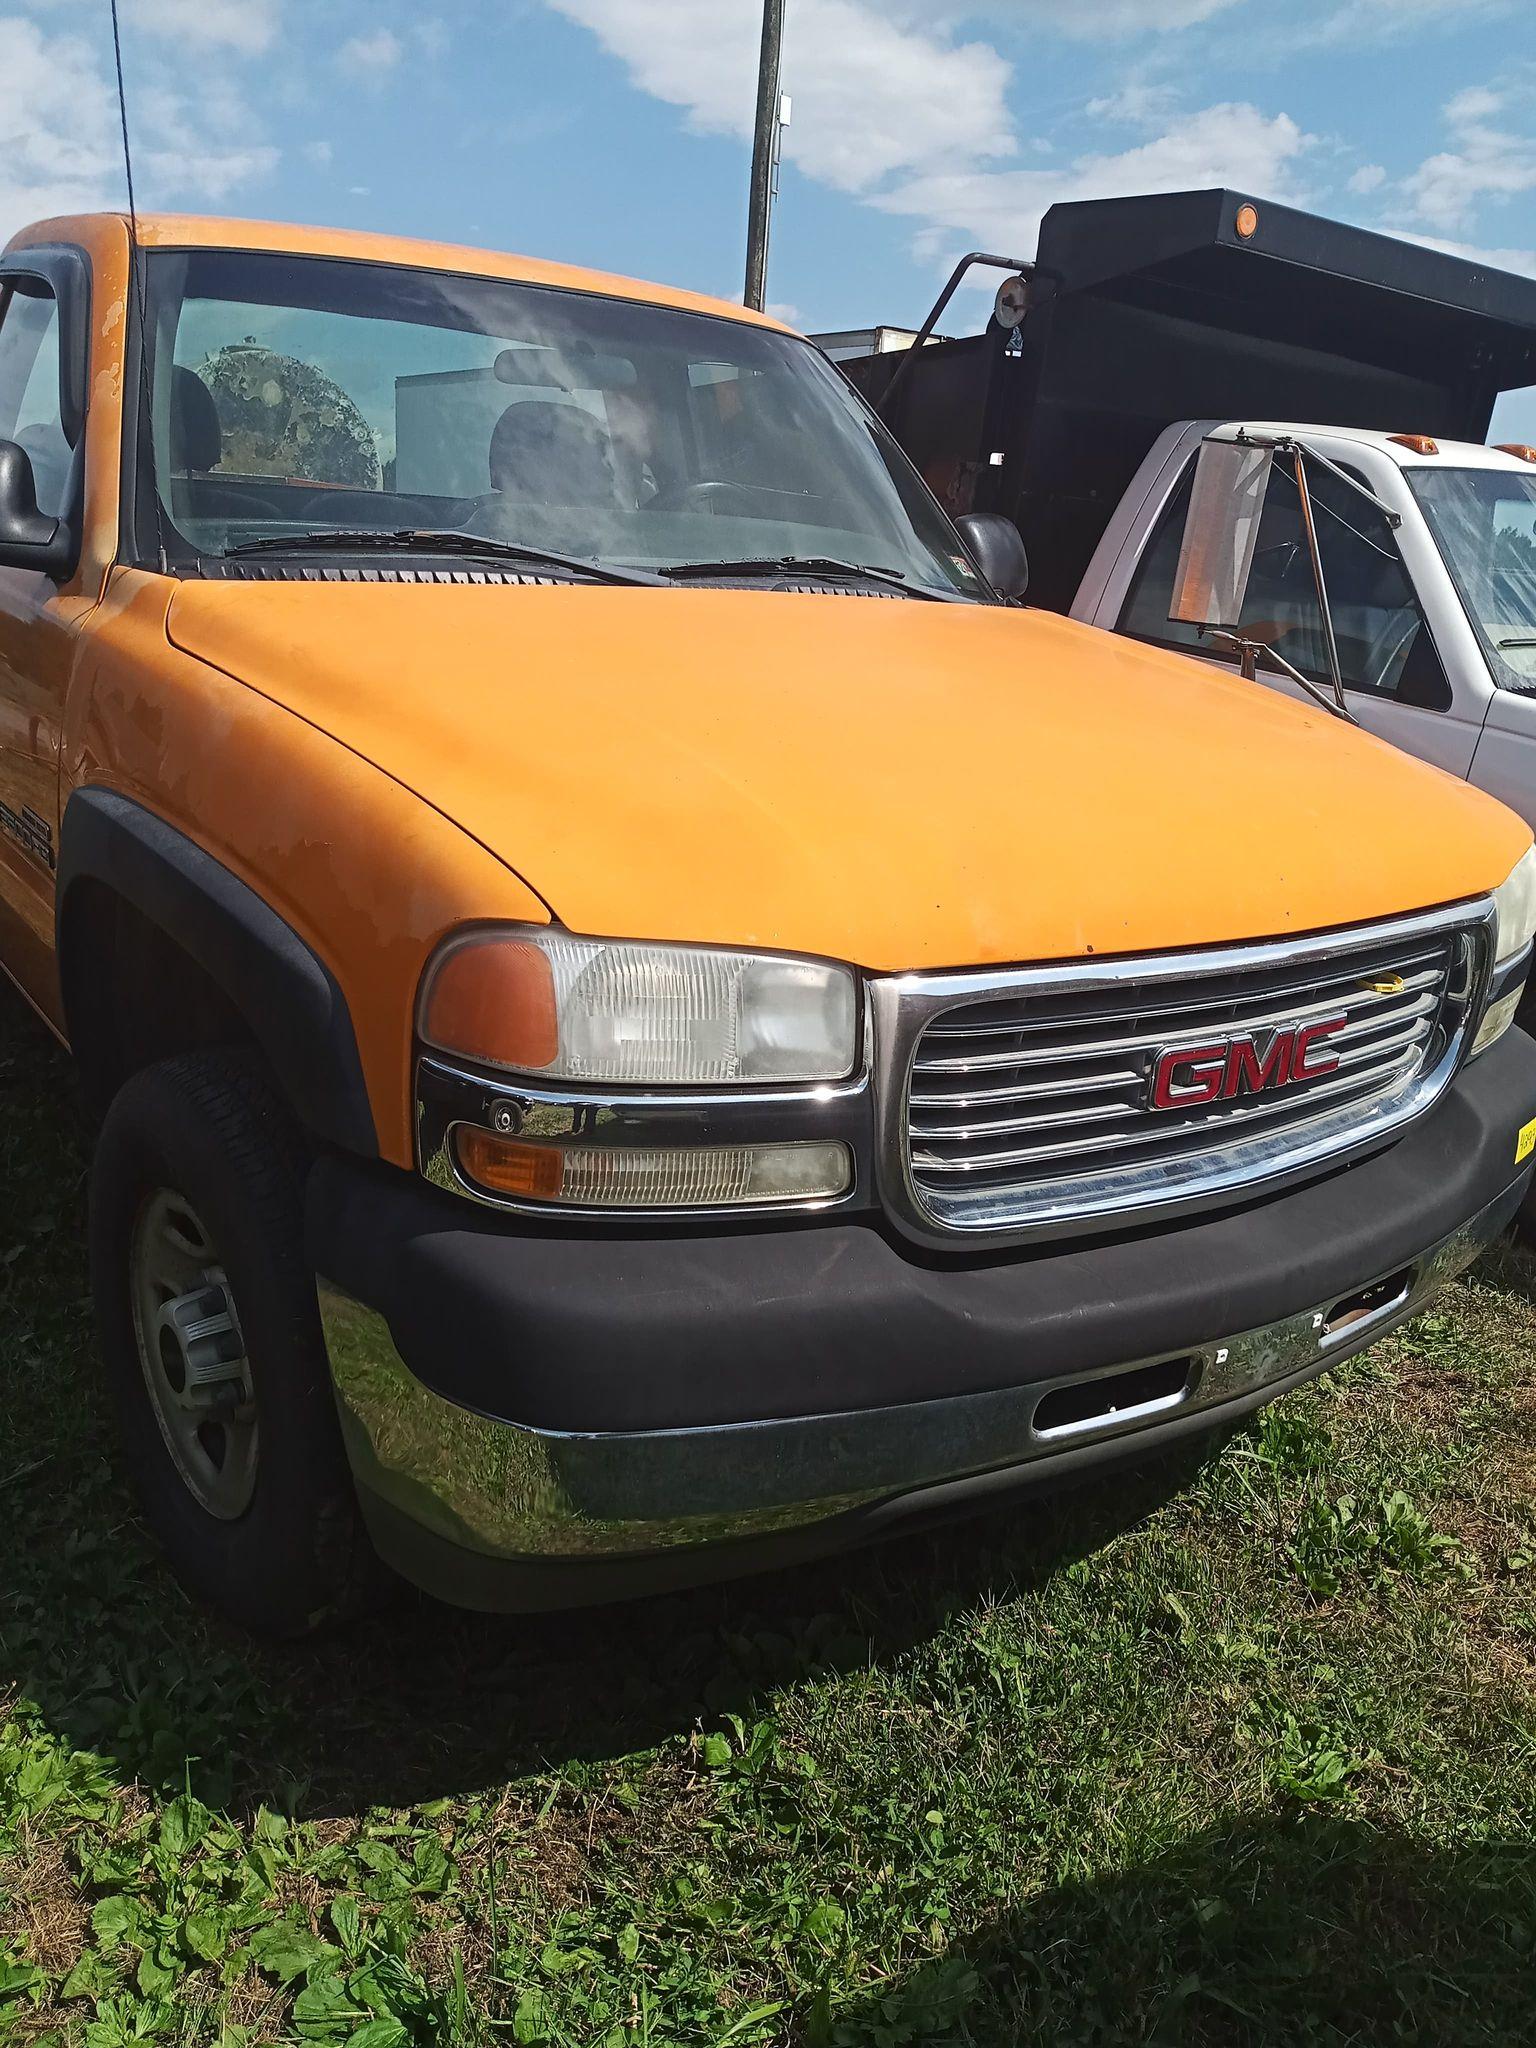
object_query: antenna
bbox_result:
[109,0,168,570]
[109,0,141,235]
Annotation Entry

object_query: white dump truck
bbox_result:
[837,189,1536,832]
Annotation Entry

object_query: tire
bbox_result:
[89,1048,380,1637]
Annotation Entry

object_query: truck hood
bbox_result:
[166,581,1527,971]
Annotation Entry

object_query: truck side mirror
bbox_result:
[1169,439,1272,628]
[956,511,1029,600]
[0,440,73,578]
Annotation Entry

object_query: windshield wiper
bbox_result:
[220,528,664,588]
[1497,636,1536,649]
[653,555,969,601]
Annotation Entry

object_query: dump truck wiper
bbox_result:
[654,555,968,601]
[220,528,665,587]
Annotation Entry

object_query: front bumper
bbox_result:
[308,1028,1536,1611]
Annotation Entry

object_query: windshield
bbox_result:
[133,248,983,598]
[1408,465,1536,689]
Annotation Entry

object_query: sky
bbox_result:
[3,0,1536,440]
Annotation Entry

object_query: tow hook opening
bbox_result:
[1032,1355,1194,1441]
[1322,1267,1415,1342]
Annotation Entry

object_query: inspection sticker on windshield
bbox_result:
[1519,1117,1536,1165]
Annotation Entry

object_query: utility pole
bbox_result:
[743,0,786,312]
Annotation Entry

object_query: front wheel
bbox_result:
[90,1050,380,1637]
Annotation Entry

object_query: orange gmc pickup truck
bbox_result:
[1,209,1534,1635]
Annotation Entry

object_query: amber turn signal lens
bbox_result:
[1388,433,1439,456]
[1234,203,1259,240]
[420,935,558,1070]
[455,1128,564,1198]
[1496,442,1536,464]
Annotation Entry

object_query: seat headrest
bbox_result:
[488,399,616,502]
[170,366,221,474]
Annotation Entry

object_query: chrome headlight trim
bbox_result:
[416,1051,875,1222]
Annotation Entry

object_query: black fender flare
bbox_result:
[56,787,378,1156]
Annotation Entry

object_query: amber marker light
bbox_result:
[455,1128,565,1199]
[1234,203,1259,240]
[419,933,559,1071]
[1496,443,1536,464]
[1388,434,1440,456]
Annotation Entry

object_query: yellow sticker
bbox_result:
[1518,1117,1536,1166]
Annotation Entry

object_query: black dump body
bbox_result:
[844,188,1536,611]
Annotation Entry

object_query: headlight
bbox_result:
[1470,843,1536,1058]
[1492,843,1536,967]
[419,927,858,1085]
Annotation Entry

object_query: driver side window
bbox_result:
[1119,457,1451,710]
[0,286,70,521]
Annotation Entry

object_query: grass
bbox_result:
[0,989,1533,2047]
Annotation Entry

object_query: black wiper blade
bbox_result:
[220,528,663,587]
[1497,636,1536,649]
[654,554,966,601]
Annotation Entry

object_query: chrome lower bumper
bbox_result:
[320,1179,1520,1591]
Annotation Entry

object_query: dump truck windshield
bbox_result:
[1402,468,1536,690]
[134,248,983,598]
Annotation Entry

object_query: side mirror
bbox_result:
[1169,439,1272,629]
[0,440,73,578]
[955,511,1029,600]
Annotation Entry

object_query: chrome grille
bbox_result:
[887,909,1487,1243]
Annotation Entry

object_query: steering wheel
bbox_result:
[641,479,743,515]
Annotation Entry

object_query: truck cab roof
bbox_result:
[1200,422,1536,476]
[5,210,790,336]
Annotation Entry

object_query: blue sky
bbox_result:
[4,0,1535,437]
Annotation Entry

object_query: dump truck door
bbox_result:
[1082,427,1489,782]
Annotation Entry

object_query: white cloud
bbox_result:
[129,0,281,54]
[1397,231,1536,280]
[544,0,1327,294]
[876,101,1316,264]
[897,0,1241,32]
[1444,85,1505,125]
[1086,81,1180,126]
[134,65,279,199]
[337,28,402,77]
[0,16,120,233]
[543,0,1015,194]
[1348,162,1386,194]
[301,140,334,169]
[0,13,277,244]
[1319,0,1514,38]
[1399,86,1536,234]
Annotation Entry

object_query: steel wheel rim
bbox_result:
[129,1187,259,1521]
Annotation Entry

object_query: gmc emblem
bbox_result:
[1149,1016,1349,1112]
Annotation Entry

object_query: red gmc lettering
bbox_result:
[1150,1015,1348,1112]
[1290,1015,1348,1082]
[1150,1042,1229,1110]
[1224,1031,1291,1097]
